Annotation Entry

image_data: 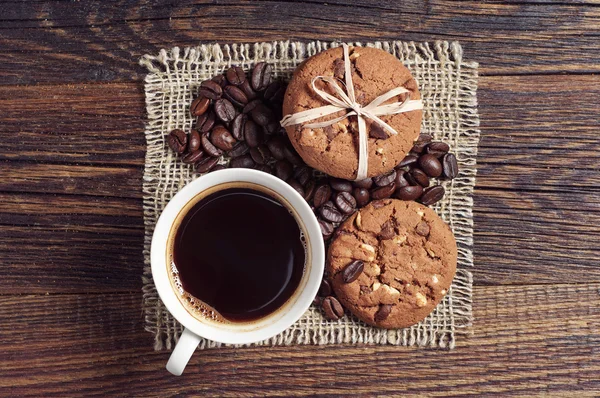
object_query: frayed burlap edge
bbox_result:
[140,40,479,351]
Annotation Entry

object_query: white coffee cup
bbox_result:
[151,168,325,375]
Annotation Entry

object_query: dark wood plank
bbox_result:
[0,83,145,166]
[1,284,598,395]
[1,1,600,84]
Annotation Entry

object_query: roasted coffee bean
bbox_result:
[240,79,257,100]
[263,81,285,104]
[264,121,279,135]
[225,66,246,86]
[374,304,392,322]
[396,154,418,168]
[201,132,223,157]
[442,153,459,179]
[198,80,223,100]
[426,142,450,158]
[190,96,210,116]
[418,154,443,178]
[415,221,430,237]
[167,129,187,154]
[334,191,357,214]
[312,296,322,306]
[210,125,236,151]
[243,98,262,114]
[411,133,433,153]
[342,260,364,283]
[182,150,204,164]
[274,159,293,181]
[373,170,397,187]
[211,74,227,88]
[267,137,286,160]
[244,119,264,148]
[251,62,272,91]
[224,85,249,107]
[322,296,344,321]
[250,104,274,127]
[231,113,247,141]
[287,179,305,197]
[230,154,255,169]
[313,184,332,208]
[410,168,430,187]
[353,178,373,189]
[319,219,334,240]
[283,145,304,166]
[195,111,216,133]
[329,178,353,193]
[395,170,410,188]
[188,129,201,152]
[249,145,271,164]
[405,171,418,186]
[379,220,395,240]
[304,179,316,201]
[196,156,219,173]
[320,201,344,223]
[214,98,237,123]
[395,185,423,201]
[210,164,226,172]
[353,187,370,207]
[229,141,250,158]
[420,185,445,206]
[371,182,396,199]
[293,166,312,186]
[255,164,273,174]
[318,279,332,297]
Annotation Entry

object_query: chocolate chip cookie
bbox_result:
[282,46,422,180]
[327,199,457,328]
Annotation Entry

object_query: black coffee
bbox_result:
[172,187,306,322]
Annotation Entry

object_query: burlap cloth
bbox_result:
[139,40,479,350]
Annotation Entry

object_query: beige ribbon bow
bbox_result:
[280,44,423,180]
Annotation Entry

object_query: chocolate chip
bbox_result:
[198,80,223,100]
[182,150,204,164]
[373,170,397,187]
[334,191,357,214]
[329,178,353,193]
[319,279,332,297]
[229,141,250,158]
[223,85,249,107]
[374,304,392,322]
[426,142,450,158]
[371,182,396,200]
[352,187,370,207]
[319,219,334,240]
[420,185,445,206]
[396,154,418,168]
[369,124,389,139]
[313,184,332,208]
[214,98,237,123]
[195,156,219,173]
[395,185,423,201]
[410,168,430,187]
[251,62,272,91]
[274,159,293,181]
[353,178,373,189]
[411,133,432,153]
[379,220,395,240]
[230,154,255,169]
[416,221,430,237]
[195,111,216,133]
[210,125,236,151]
[322,296,344,320]
[342,260,364,283]
[418,154,443,178]
[201,132,223,157]
[320,201,344,223]
[225,66,246,86]
[442,153,459,179]
[167,129,187,154]
[190,96,210,116]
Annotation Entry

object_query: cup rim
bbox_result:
[151,168,325,345]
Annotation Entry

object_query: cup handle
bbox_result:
[166,328,201,375]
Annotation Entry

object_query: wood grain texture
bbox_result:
[1,0,600,84]
[1,284,598,396]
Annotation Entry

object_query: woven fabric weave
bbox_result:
[140,40,479,350]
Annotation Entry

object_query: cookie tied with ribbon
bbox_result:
[281,44,424,180]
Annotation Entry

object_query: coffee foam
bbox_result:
[166,181,310,326]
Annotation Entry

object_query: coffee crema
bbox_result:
[167,184,307,323]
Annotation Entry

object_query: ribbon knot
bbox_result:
[281,44,424,180]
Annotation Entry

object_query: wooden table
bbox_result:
[1,1,599,396]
